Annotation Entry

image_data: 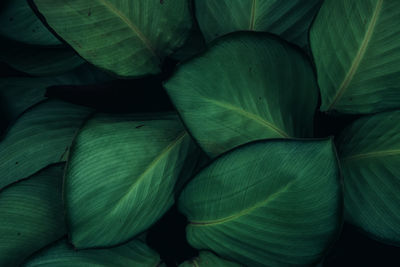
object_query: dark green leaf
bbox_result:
[0,164,66,266]
[310,0,400,113]
[195,0,322,48]
[179,139,342,266]
[0,100,92,189]
[337,110,400,245]
[65,113,199,248]
[33,0,193,77]
[164,32,318,157]
[179,251,242,267]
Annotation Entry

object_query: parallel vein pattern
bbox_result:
[179,140,341,266]
[337,110,400,245]
[310,0,400,113]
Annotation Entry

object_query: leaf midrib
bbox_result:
[111,132,187,210]
[249,0,257,30]
[327,0,383,110]
[98,0,159,60]
[203,97,290,138]
[189,178,295,227]
[342,149,400,162]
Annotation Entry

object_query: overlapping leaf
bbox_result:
[0,64,111,125]
[194,0,322,48]
[0,100,92,189]
[179,251,242,267]
[310,0,400,113]
[164,32,318,157]
[65,113,198,248]
[0,0,60,45]
[32,0,193,77]
[337,110,400,245]
[179,139,342,266]
[23,238,164,267]
[0,164,66,266]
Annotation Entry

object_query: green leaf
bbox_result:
[0,100,92,189]
[179,139,342,266]
[310,0,400,114]
[194,0,322,48]
[179,251,242,267]
[164,32,318,157]
[336,110,400,245]
[0,37,84,76]
[65,113,199,248]
[170,25,206,62]
[32,0,193,77]
[0,64,111,125]
[0,0,60,45]
[23,238,164,267]
[0,164,66,266]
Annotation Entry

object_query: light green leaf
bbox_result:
[164,32,318,157]
[310,0,400,114]
[0,100,92,189]
[179,139,342,267]
[0,164,66,266]
[0,37,84,76]
[194,0,322,48]
[0,0,60,45]
[179,251,242,267]
[23,238,164,267]
[32,0,193,77]
[0,64,111,124]
[65,113,199,248]
[337,110,400,245]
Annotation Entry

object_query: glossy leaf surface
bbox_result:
[179,139,342,266]
[337,110,400,245]
[23,238,164,267]
[165,32,318,157]
[0,100,92,189]
[310,0,400,113]
[65,113,198,248]
[33,0,193,77]
[195,0,322,48]
[0,164,66,266]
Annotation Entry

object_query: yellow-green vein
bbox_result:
[249,0,257,30]
[342,149,400,162]
[98,0,159,60]
[327,0,383,110]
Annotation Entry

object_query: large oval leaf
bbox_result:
[337,110,400,245]
[310,0,400,114]
[0,164,66,266]
[179,251,242,267]
[164,32,318,157]
[23,238,164,267]
[65,113,199,248]
[0,0,60,45]
[0,100,92,189]
[32,0,193,77]
[179,139,342,266]
[195,0,322,48]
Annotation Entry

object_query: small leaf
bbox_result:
[310,0,400,113]
[179,251,242,267]
[32,0,193,77]
[0,100,92,189]
[164,32,318,157]
[337,110,400,245]
[0,164,66,266]
[179,139,342,266]
[23,238,164,267]
[65,113,199,248]
[194,0,322,48]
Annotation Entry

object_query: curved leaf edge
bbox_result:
[178,137,344,265]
